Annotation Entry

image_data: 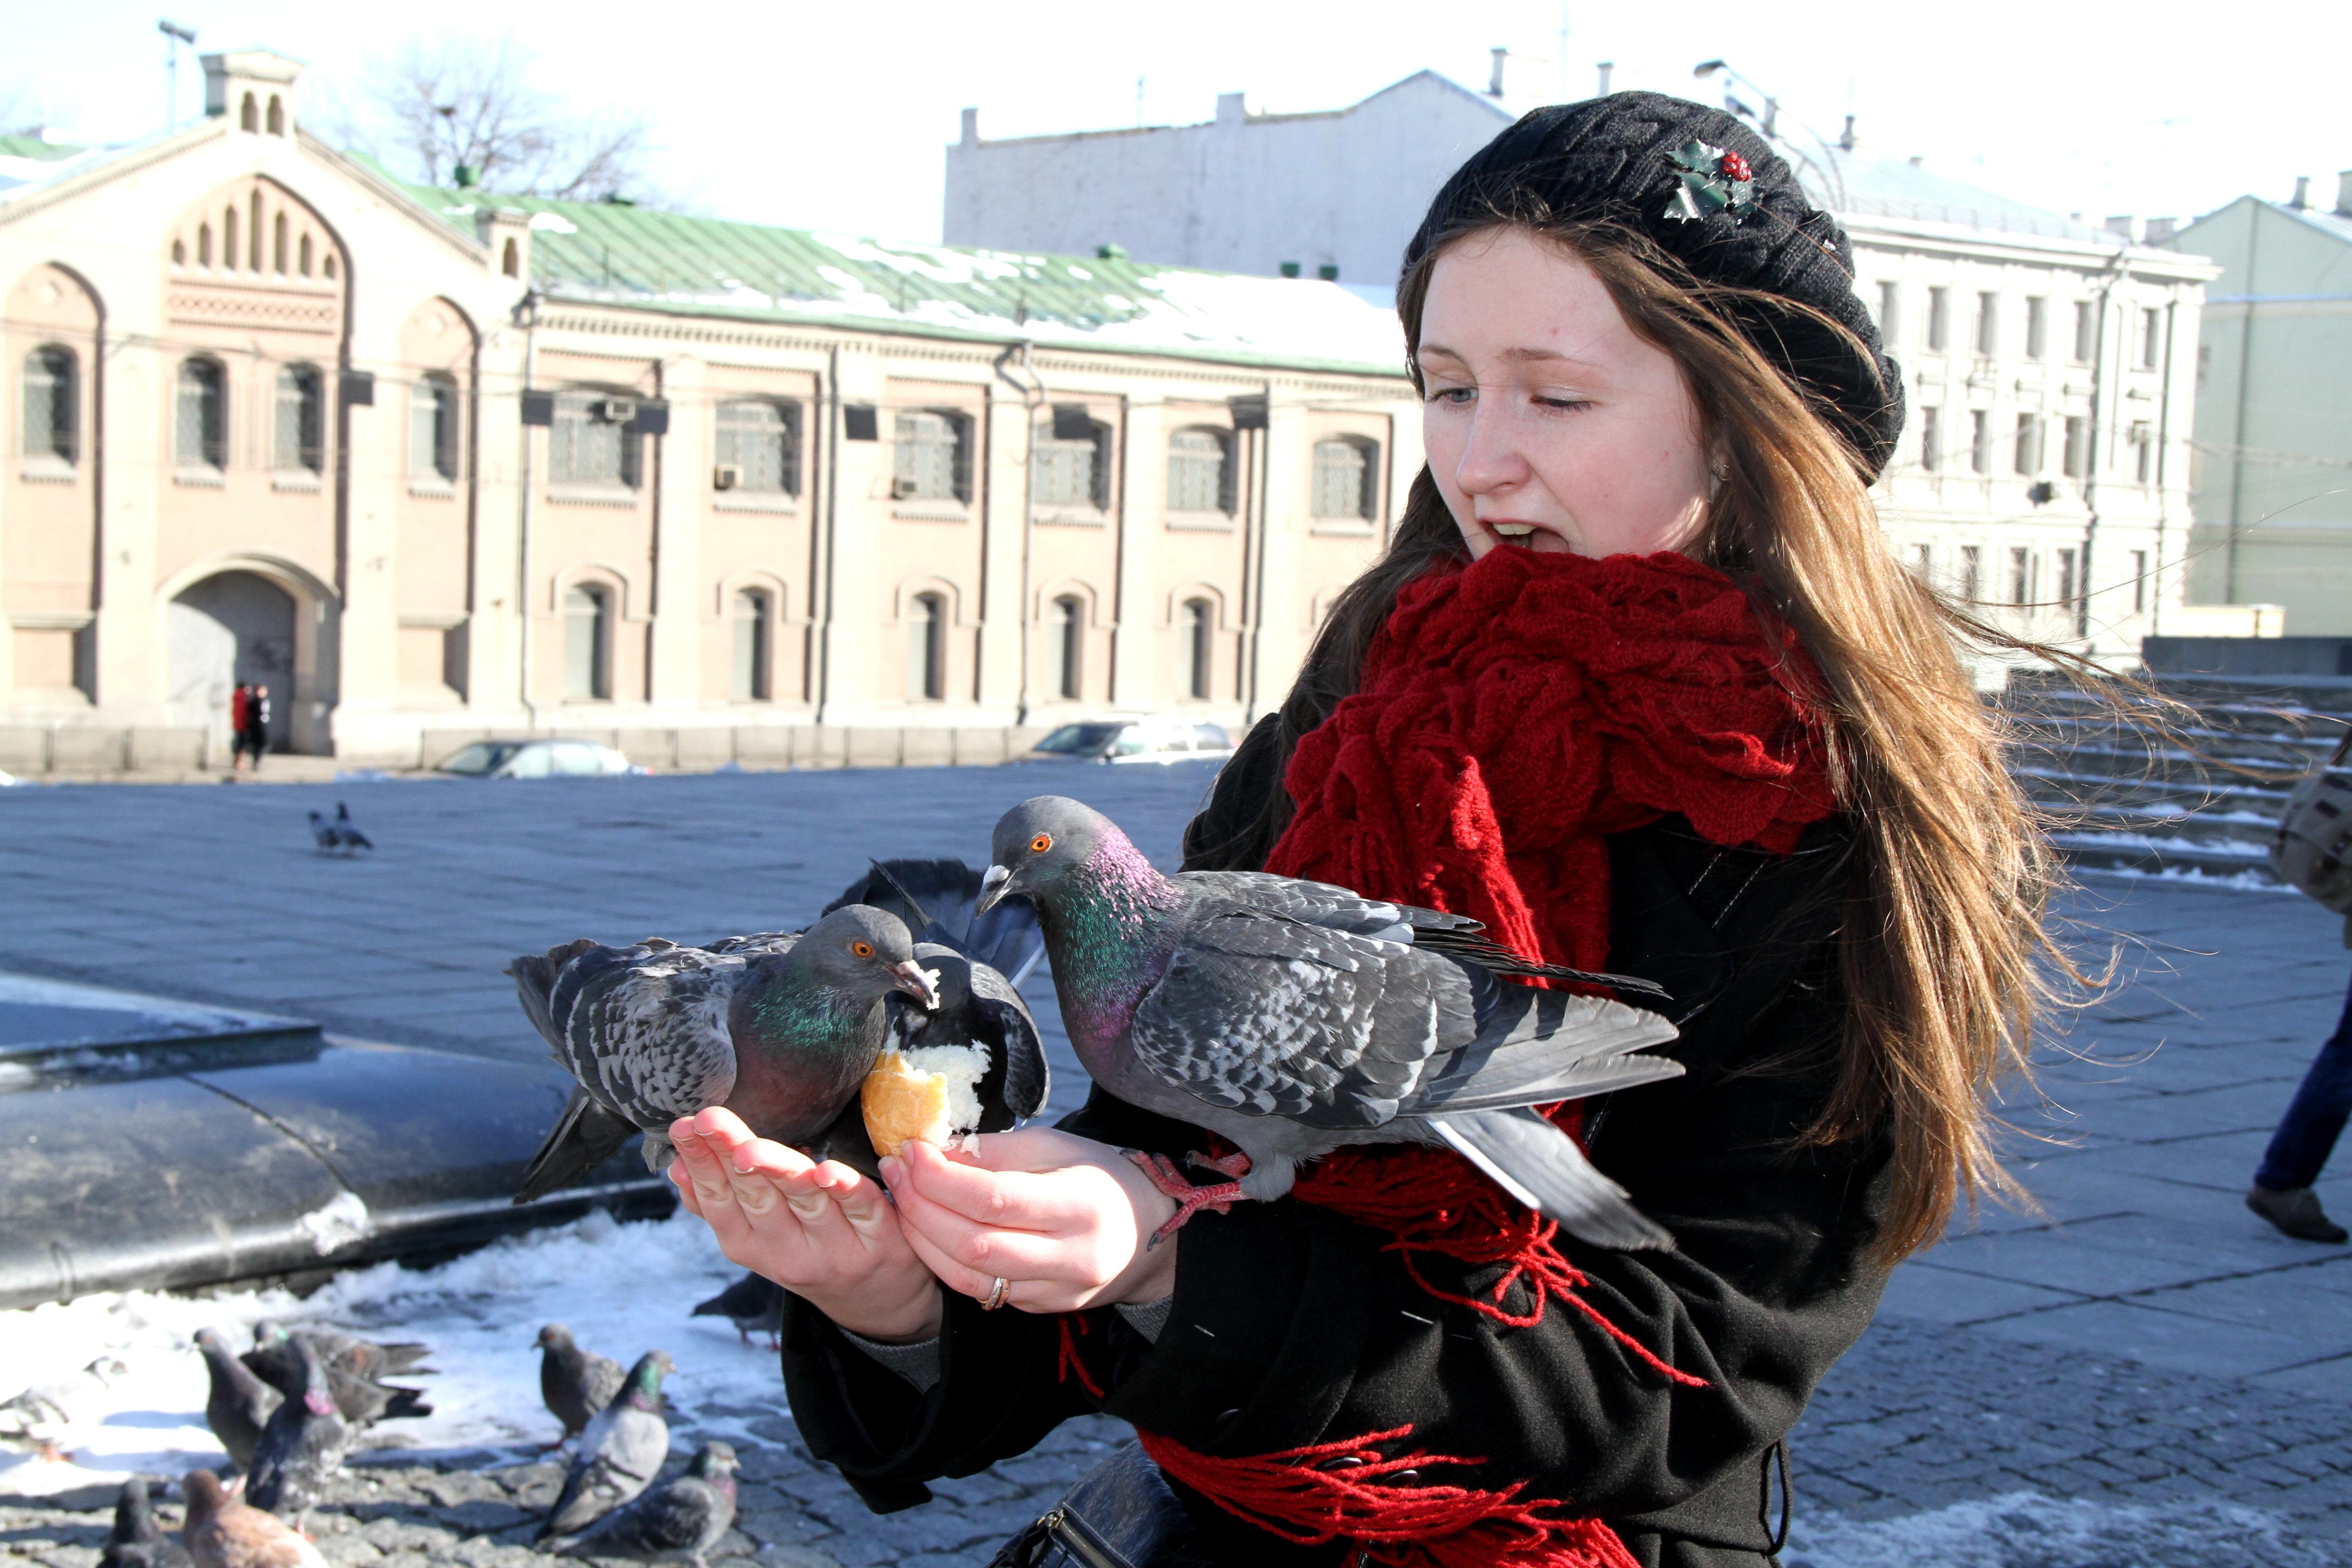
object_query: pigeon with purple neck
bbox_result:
[975,795,1685,1250]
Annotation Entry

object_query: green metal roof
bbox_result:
[0,135,83,161]
[395,179,1408,377]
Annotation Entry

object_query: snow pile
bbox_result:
[0,1210,769,1497]
[1785,1491,2342,1568]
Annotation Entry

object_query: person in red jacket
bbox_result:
[666,92,2068,1568]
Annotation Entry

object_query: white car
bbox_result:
[432,738,642,779]
[1022,718,1235,765]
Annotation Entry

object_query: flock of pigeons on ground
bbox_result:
[41,1310,773,1568]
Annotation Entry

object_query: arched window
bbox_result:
[21,348,77,466]
[715,401,799,495]
[1311,437,1378,521]
[176,358,227,470]
[197,222,212,267]
[732,588,773,702]
[564,584,612,701]
[1052,595,1083,700]
[266,96,284,136]
[274,365,325,474]
[240,93,258,132]
[411,374,461,481]
[1182,598,1213,701]
[893,411,970,503]
[323,254,337,280]
[908,592,946,701]
[1033,409,1109,510]
[273,212,287,274]
[223,206,238,270]
[172,237,187,266]
[298,233,314,277]
[502,237,520,278]
[250,193,264,272]
[550,391,641,489]
[1167,428,1234,514]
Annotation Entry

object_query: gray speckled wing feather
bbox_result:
[556,944,751,1132]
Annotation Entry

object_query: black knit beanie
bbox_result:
[1404,90,1903,479]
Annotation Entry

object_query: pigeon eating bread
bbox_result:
[860,1044,990,1156]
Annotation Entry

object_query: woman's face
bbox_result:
[1417,227,1714,560]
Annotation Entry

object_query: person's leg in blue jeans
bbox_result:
[2249,964,2352,1244]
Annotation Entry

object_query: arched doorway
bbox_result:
[170,571,296,751]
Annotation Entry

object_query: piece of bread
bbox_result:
[859,1044,991,1158]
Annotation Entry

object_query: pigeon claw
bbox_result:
[1126,1148,1251,1249]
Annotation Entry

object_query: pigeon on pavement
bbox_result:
[536,1324,627,1445]
[539,1352,675,1540]
[0,1356,129,1461]
[98,1477,195,1568]
[508,906,942,1203]
[304,811,338,855]
[244,1325,431,1429]
[196,1331,281,1473]
[975,796,1686,1250]
[244,1336,352,1515]
[180,1470,324,1568]
[551,1441,739,1568]
[332,802,372,852]
[691,1273,784,1349]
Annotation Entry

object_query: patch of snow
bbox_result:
[1785,1490,2341,1568]
[528,212,578,234]
[0,1209,757,1497]
[295,1193,374,1255]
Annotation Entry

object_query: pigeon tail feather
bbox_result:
[514,1086,638,1204]
[1430,1108,1674,1251]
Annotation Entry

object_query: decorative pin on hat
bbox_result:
[1663,140,1757,223]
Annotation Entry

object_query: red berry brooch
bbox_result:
[1664,139,1759,223]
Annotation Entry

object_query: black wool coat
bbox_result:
[779,715,1894,1567]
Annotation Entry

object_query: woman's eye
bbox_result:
[1534,395,1592,412]
[1426,386,1475,405]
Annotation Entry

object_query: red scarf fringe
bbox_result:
[1122,549,1835,1568]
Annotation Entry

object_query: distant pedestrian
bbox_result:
[235,683,271,772]
[228,683,254,770]
[2249,956,2352,1245]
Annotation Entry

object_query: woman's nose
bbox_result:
[1451,401,1532,496]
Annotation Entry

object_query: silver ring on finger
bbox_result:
[980,1275,1011,1311]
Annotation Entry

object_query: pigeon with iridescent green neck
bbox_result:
[975,796,1685,1250]
[540,1352,675,1539]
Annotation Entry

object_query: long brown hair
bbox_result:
[1222,215,2067,1262]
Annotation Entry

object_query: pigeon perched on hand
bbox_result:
[195,1331,281,1472]
[508,903,945,1203]
[692,1272,785,1350]
[98,1477,194,1568]
[180,1470,323,1568]
[0,1356,128,1460]
[551,1441,739,1568]
[975,797,1685,1250]
[244,1324,430,1428]
[539,1352,675,1540]
[244,1336,351,1515]
[536,1324,627,1446]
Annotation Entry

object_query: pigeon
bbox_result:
[507,905,942,1204]
[244,1324,431,1428]
[244,1335,352,1515]
[304,811,338,855]
[195,1330,282,1473]
[99,1477,195,1568]
[537,1324,628,1445]
[539,1352,676,1540]
[180,1470,324,1568]
[332,802,372,852]
[0,1356,128,1460]
[692,1272,785,1349]
[974,796,1686,1250]
[551,1441,740,1568]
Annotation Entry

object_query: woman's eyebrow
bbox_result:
[1416,342,1609,372]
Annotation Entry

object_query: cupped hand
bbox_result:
[668,1108,942,1342]
[883,1127,1180,1315]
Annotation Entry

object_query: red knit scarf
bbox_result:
[1103,547,1836,1568]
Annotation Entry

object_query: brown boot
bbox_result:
[2248,1185,2349,1244]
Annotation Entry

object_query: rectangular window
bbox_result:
[1312,438,1376,520]
[731,588,771,701]
[2072,300,2096,363]
[716,401,799,495]
[1911,543,1932,579]
[22,347,76,465]
[1876,280,1901,344]
[1975,292,1998,356]
[1919,406,1940,471]
[1033,409,1108,510]
[1959,545,1981,601]
[2140,307,2162,369]
[2009,547,2031,606]
[2014,413,2039,476]
[894,410,970,503]
[2131,550,2148,612]
[2135,424,2155,483]
[1926,287,1950,352]
[2062,415,2087,479]
[177,359,227,469]
[1970,410,1990,474]
[2056,547,2078,607]
[2024,297,2047,360]
[411,377,460,481]
[1167,428,1235,514]
[551,393,639,488]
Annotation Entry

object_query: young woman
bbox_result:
[667,92,2051,1568]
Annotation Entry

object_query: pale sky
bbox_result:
[11,0,2345,248]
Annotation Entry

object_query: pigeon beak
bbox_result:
[975,863,1013,915]
[891,960,941,1012]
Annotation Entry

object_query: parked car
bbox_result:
[433,738,641,779]
[1022,717,1234,765]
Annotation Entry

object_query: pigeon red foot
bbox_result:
[1126,1149,1254,1247]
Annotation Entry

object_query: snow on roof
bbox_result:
[1799,147,2103,243]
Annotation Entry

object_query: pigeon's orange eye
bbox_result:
[851,940,874,958]
[1030,833,1053,853]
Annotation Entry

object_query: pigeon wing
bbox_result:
[969,960,1049,1125]
[1125,907,1479,1130]
[561,945,747,1132]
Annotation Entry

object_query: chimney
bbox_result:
[2144,216,2177,244]
[1488,47,1510,99]
[2337,170,2352,217]
[1215,91,1247,127]
[2104,215,2138,242]
[960,107,978,147]
[475,207,531,285]
[2291,175,2310,209]
[201,48,302,137]
[1596,61,1613,95]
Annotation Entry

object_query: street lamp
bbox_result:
[1691,59,1776,138]
[158,20,196,132]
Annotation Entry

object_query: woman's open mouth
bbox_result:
[1483,519,1570,551]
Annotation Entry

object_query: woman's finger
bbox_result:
[894,1140,1095,1230]
[811,1161,898,1240]
[897,1215,1012,1303]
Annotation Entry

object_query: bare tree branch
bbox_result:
[353,37,655,204]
